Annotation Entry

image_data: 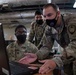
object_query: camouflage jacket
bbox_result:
[58,14,76,75]
[36,15,70,67]
[7,40,38,61]
[64,14,76,61]
[28,21,47,47]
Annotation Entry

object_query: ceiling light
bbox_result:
[73,2,76,8]
[47,0,51,3]
[0,23,2,25]
[2,3,8,7]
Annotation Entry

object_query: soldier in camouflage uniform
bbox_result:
[63,14,76,75]
[28,10,47,49]
[7,25,38,62]
[36,4,76,75]
[26,3,70,75]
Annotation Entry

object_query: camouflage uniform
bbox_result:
[7,40,38,61]
[34,15,70,75]
[36,15,70,60]
[35,14,76,75]
[64,14,76,75]
[28,21,47,48]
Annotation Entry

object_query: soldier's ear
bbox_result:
[57,11,60,16]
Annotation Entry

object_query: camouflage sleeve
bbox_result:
[65,14,76,57]
[51,57,63,67]
[61,14,76,66]
[37,32,45,49]
[51,42,76,68]
[36,22,47,48]
[6,42,15,61]
[36,26,63,68]
[27,41,38,53]
[28,22,35,42]
[36,26,54,60]
[60,41,76,66]
[36,33,63,67]
[65,41,76,58]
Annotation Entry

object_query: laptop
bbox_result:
[0,24,39,75]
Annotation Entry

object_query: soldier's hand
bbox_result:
[39,60,56,74]
[18,53,37,64]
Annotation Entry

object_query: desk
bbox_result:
[34,71,53,75]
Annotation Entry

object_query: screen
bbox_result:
[0,24,10,75]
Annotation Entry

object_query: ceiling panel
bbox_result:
[0,0,76,27]
[52,0,74,4]
[0,12,34,19]
[0,0,48,6]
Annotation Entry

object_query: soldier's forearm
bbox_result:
[36,47,50,60]
[51,57,63,68]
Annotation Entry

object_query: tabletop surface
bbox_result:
[34,71,53,75]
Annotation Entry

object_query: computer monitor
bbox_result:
[0,24,10,75]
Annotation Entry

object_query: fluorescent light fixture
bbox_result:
[2,3,8,7]
[73,2,76,8]
[47,0,51,3]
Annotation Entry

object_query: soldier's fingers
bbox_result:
[39,66,52,74]
[38,59,48,63]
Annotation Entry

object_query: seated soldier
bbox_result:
[7,25,38,64]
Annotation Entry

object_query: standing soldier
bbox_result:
[28,10,47,49]
[37,4,76,75]
[63,14,76,75]
[26,3,71,75]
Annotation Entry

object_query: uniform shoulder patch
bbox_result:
[68,24,76,34]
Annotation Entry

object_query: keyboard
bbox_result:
[9,61,38,75]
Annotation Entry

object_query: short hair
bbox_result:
[15,25,27,32]
[43,3,59,12]
[35,10,42,16]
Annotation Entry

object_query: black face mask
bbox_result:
[46,19,57,27]
[36,20,43,25]
[46,14,58,27]
[16,34,26,44]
